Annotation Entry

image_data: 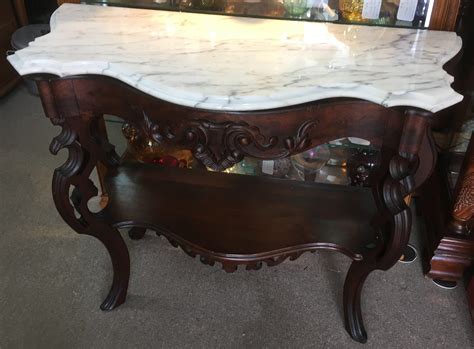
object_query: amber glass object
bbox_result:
[122,123,195,167]
[340,0,364,22]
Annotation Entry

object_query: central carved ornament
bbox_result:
[130,111,318,171]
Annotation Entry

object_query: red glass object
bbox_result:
[147,155,187,168]
[158,155,179,167]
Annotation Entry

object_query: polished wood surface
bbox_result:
[12,0,28,26]
[420,135,474,282]
[449,133,474,235]
[104,164,377,263]
[429,0,461,31]
[35,74,440,343]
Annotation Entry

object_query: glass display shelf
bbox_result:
[120,117,381,187]
[82,0,433,29]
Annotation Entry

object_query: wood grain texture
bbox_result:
[429,0,461,31]
[428,237,474,281]
[450,133,474,233]
[12,0,28,26]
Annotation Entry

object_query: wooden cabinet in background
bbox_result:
[430,0,461,30]
[0,1,20,97]
[13,0,28,26]
[418,0,474,321]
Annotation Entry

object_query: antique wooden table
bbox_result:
[8,3,463,343]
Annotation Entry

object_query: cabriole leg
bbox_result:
[343,261,375,343]
[50,125,130,310]
[40,80,129,310]
[344,110,432,342]
[93,224,130,310]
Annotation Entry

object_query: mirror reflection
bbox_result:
[83,0,433,28]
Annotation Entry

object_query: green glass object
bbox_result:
[283,0,309,18]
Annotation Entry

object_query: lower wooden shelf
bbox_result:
[102,163,378,265]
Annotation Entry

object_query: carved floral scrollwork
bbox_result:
[128,227,330,273]
[450,135,474,234]
[132,111,320,171]
[283,119,317,153]
[48,113,130,311]
[453,173,474,223]
[134,111,279,171]
[181,119,279,171]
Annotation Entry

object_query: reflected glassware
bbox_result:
[340,0,364,22]
[347,148,379,187]
[310,2,339,22]
[122,122,194,167]
[283,0,310,18]
[261,158,292,178]
[291,144,331,181]
[200,0,215,8]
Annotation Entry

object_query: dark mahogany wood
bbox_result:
[103,164,377,263]
[35,74,439,343]
[420,134,474,282]
[430,0,461,31]
[416,1,474,321]
[448,133,474,236]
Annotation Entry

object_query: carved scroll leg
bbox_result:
[61,177,131,311]
[344,110,429,342]
[39,80,130,310]
[55,174,131,311]
[344,175,413,342]
[343,260,375,343]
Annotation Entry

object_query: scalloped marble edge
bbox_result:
[7,3,464,113]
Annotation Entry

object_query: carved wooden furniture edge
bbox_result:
[428,237,474,281]
[425,133,474,281]
[116,222,365,271]
[36,74,439,343]
[450,132,474,234]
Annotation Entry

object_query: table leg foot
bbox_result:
[92,225,131,311]
[343,261,371,343]
[100,287,127,311]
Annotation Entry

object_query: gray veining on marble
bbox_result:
[7,3,463,112]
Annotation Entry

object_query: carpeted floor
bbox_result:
[0,86,473,348]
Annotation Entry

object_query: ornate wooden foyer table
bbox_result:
[8,3,463,343]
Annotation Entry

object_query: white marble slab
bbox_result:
[8,3,463,112]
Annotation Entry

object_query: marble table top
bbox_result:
[8,3,463,112]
